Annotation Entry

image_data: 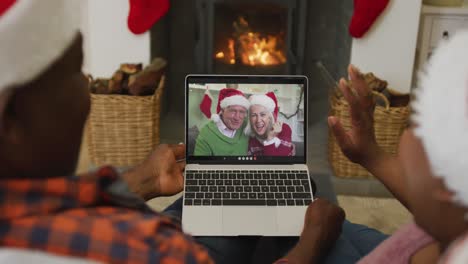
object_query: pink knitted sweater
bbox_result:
[358,222,434,264]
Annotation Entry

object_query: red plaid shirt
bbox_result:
[0,167,213,264]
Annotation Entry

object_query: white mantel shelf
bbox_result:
[422,4,468,15]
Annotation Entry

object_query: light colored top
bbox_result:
[263,137,281,147]
[215,117,237,138]
[194,120,249,156]
[358,221,434,264]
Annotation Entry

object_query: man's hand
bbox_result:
[282,199,345,263]
[123,144,186,201]
[328,64,381,167]
[301,199,345,248]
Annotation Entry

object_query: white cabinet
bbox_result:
[429,17,464,45]
[350,0,422,94]
[415,5,468,81]
[350,2,468,93]
[80,0,150,77]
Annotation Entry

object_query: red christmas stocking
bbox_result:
[349,0,390,38]
[0,0,16,17]
[127,0,170,34]
[199,90,213,119]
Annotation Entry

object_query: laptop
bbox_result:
[183,75,315,236]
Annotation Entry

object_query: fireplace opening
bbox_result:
[213,3,287,71]
[195,0,306,75]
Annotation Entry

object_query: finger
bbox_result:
[339,78,357,106]
[169,144,186,160]
[173,172,185,193]
[177,161,186,172]
[328,116,353,150]
[349,64,370,99]
[339,79,361,123]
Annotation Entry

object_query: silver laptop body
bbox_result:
[182,75,314,236]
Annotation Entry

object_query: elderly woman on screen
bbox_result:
[245,92,295,156]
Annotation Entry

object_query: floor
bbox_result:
[77,112,412,235]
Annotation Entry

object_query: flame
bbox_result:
[228,39,235,64]
[215,17,285,66]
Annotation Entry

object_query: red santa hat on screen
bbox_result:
[244,92,279,136]
[199,88,250,123]
[412,29,468,208]
[0,0,81,92]
[249,92,279,120]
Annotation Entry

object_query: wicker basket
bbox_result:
[86,76,165,167]
[328,90,410,179]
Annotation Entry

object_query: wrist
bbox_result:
[284,239,320,264]
[122,166,157,201]
[283,228,325,264]
[359,144,384,169]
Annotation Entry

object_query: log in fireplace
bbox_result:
[194,0,306,75]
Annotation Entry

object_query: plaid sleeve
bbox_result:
[152,225,213,264]
[0,169,215,264]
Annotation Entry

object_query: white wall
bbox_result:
[350,0,422,93]
[80,0,150,78]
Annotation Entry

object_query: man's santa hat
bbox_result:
[0,0,81,92]
[412,30,468,208]
[199,88,250,122]
[244,92,279,136]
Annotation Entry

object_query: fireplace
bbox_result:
[194,0,307,74]
[151,1,353,136]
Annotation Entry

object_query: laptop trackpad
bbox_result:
[222,207,277,236]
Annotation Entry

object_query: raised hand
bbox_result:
[328,64,380,166]
[267,121,283,141]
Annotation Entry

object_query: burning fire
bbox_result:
[215,17,286,66]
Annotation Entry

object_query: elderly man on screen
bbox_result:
[195,88,250,156]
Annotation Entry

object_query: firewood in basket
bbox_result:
[108,70,125,94]
[120,63,143,74]
[363,73,387,92]
[128,58,167,96]
[86,74,94,92]
[387,88,410,107]
[91,78,110,94]
[347,72,388,93]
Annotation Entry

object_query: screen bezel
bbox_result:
[185,74,308,165]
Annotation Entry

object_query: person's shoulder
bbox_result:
[281,123,292,133]
[282,122,291,129]
[199,121,216,134]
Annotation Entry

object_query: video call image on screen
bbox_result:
[187,83,305,159]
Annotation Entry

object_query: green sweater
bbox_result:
[194,120,248,156]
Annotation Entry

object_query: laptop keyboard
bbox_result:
[184,170,313,206]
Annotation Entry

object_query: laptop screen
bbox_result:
[186,75,307,164]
